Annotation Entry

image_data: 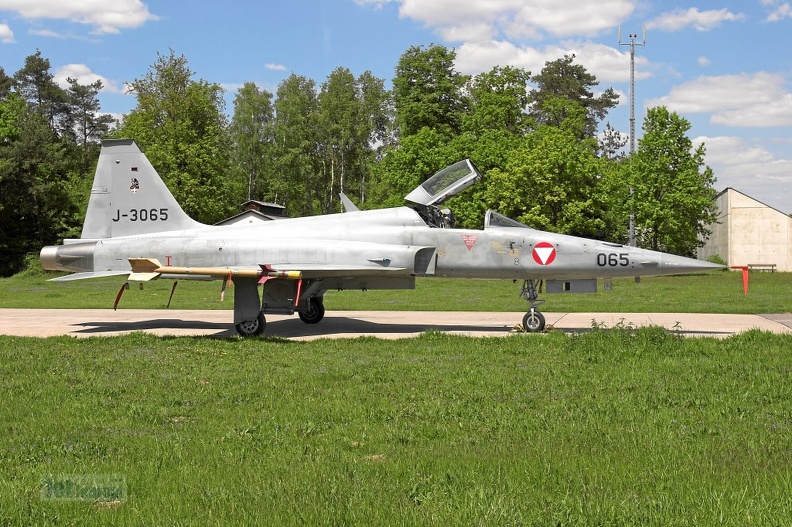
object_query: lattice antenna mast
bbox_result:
[619,26,646,153]
[619,26,646,248]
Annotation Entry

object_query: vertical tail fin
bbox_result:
[81,139,203,239]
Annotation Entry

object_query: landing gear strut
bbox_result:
[520,279,546,333]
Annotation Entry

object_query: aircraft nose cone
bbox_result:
[659,253,725,274]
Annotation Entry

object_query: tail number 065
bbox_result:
[597,253,629,267]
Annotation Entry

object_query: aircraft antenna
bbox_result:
[619,26,646,248]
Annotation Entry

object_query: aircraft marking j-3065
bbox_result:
[41,139,722,336]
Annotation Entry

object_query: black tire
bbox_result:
[522,310,546,333]
[235,311,266,337]
[298,298,325,324]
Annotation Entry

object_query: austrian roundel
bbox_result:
[532,242,556,265]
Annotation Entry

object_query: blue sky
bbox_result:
[2,0,792,213]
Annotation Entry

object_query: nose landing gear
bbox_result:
[520,279,546,333]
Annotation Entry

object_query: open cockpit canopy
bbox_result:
[405,159,483,228]
[404,159,483,208]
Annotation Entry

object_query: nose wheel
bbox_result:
[522,309,546,333]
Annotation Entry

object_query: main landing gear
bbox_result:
[298,297,325,324]
[235,311,266,337]
[520,279,546,333]
[233,279,326,337]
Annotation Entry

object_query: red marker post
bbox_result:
[731,266,749,295]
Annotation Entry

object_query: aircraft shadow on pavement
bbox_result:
[70,315,513,338]
[265,316,513,338]
[69,315,737,339]
[72,318,234,336]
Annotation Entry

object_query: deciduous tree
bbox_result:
[628,106,718,255]
[483,101,606,237]
[117,50,231,223]
[228,82,274,203]
[271,74,320,216]
[392,44,468,138]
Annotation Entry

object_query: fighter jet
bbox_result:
[40,139,721,336]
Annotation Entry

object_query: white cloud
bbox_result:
[647,8,745,32]
[767,2,792,21]
[696,136,774,166]
[53,64,123,93]
[504,0,634,39]
[396,0,633,41]
[30,28,60,38]
[0,0,158,34]
[647,72,792,127]
[695,135,792,211]
[265,63,287,72]
[455,39,650,84]
[0,21,13,42]
[353,0,396,7]
[697,56,711,67]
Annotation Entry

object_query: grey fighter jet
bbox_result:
[41,139,721,336]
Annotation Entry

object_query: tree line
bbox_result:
[0,46,718,276]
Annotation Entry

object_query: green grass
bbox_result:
[0,329,790,525]
[2,269,791,523]
[2,269,791,313]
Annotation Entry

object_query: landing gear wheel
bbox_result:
[522,310,546,333]
[298,298,325,324]
[235,311,266,337]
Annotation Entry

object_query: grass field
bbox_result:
[1,270,790,524]
[1,329,790,525]
[2,268,791,314]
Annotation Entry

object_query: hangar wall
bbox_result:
[698,188,792,272]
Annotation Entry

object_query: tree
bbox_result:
[315,68,390,212]
[66,77,115,176]
[462,65,532,137]
[482,101,607,237]
[369,127,456,208]
[529,54,619,138]
[228,82,274,202]
[12,50,70,137]
[117,50,231,223]
[597,122,628,160]
[0,67,12,98]
[629,106,718,255]
[318,67,360,212]
[350,70,390,204]
[0,99,76,275]
[271,74,320,216]
[391,44,468,138]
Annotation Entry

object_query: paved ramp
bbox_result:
[0,309,789,340]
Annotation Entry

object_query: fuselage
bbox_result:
[45,205,715,283]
